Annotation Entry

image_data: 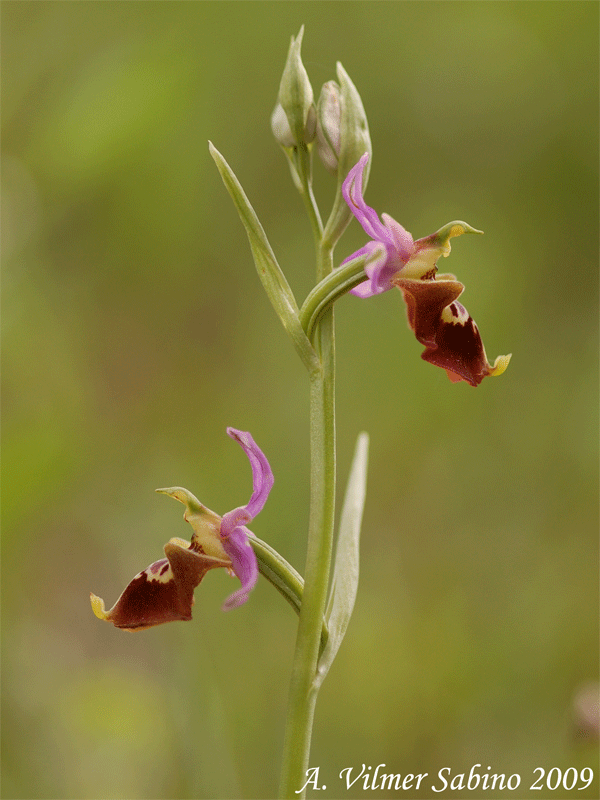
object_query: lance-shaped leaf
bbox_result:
[314,431,369,688]
[209,143,318,373]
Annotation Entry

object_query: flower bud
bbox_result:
[316,81,342,173]
[274,26,316,147]
[271,103,296,148]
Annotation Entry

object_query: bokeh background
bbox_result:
[2,2,598,799]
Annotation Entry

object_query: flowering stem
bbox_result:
[279,244,336,798]
[293,144,324,245]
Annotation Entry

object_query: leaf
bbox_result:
[314,431,369,688]
[209,143,318,373]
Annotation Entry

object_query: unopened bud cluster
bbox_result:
[272,26,371,179]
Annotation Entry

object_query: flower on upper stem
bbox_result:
[341,153,511,387]
[90,428,274,630]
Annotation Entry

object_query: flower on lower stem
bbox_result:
[90,428,274,630]
[341,153,511,386]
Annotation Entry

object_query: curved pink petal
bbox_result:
[342,153,392,244]
[346,241,391,297]
[342,155,415,297]
[382,213,414,262]
[218,428,273,609]
[225,427,274,521]
[221,526,259,610]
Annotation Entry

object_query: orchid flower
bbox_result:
[342,153,511,386]
[90,427,274,630]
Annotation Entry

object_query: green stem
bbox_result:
[279,245,336,799]
[294,145,323,246]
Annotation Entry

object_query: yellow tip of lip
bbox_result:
[491,353,512,377]
[90,593,109,620]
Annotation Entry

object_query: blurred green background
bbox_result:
[2,2,598,799]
